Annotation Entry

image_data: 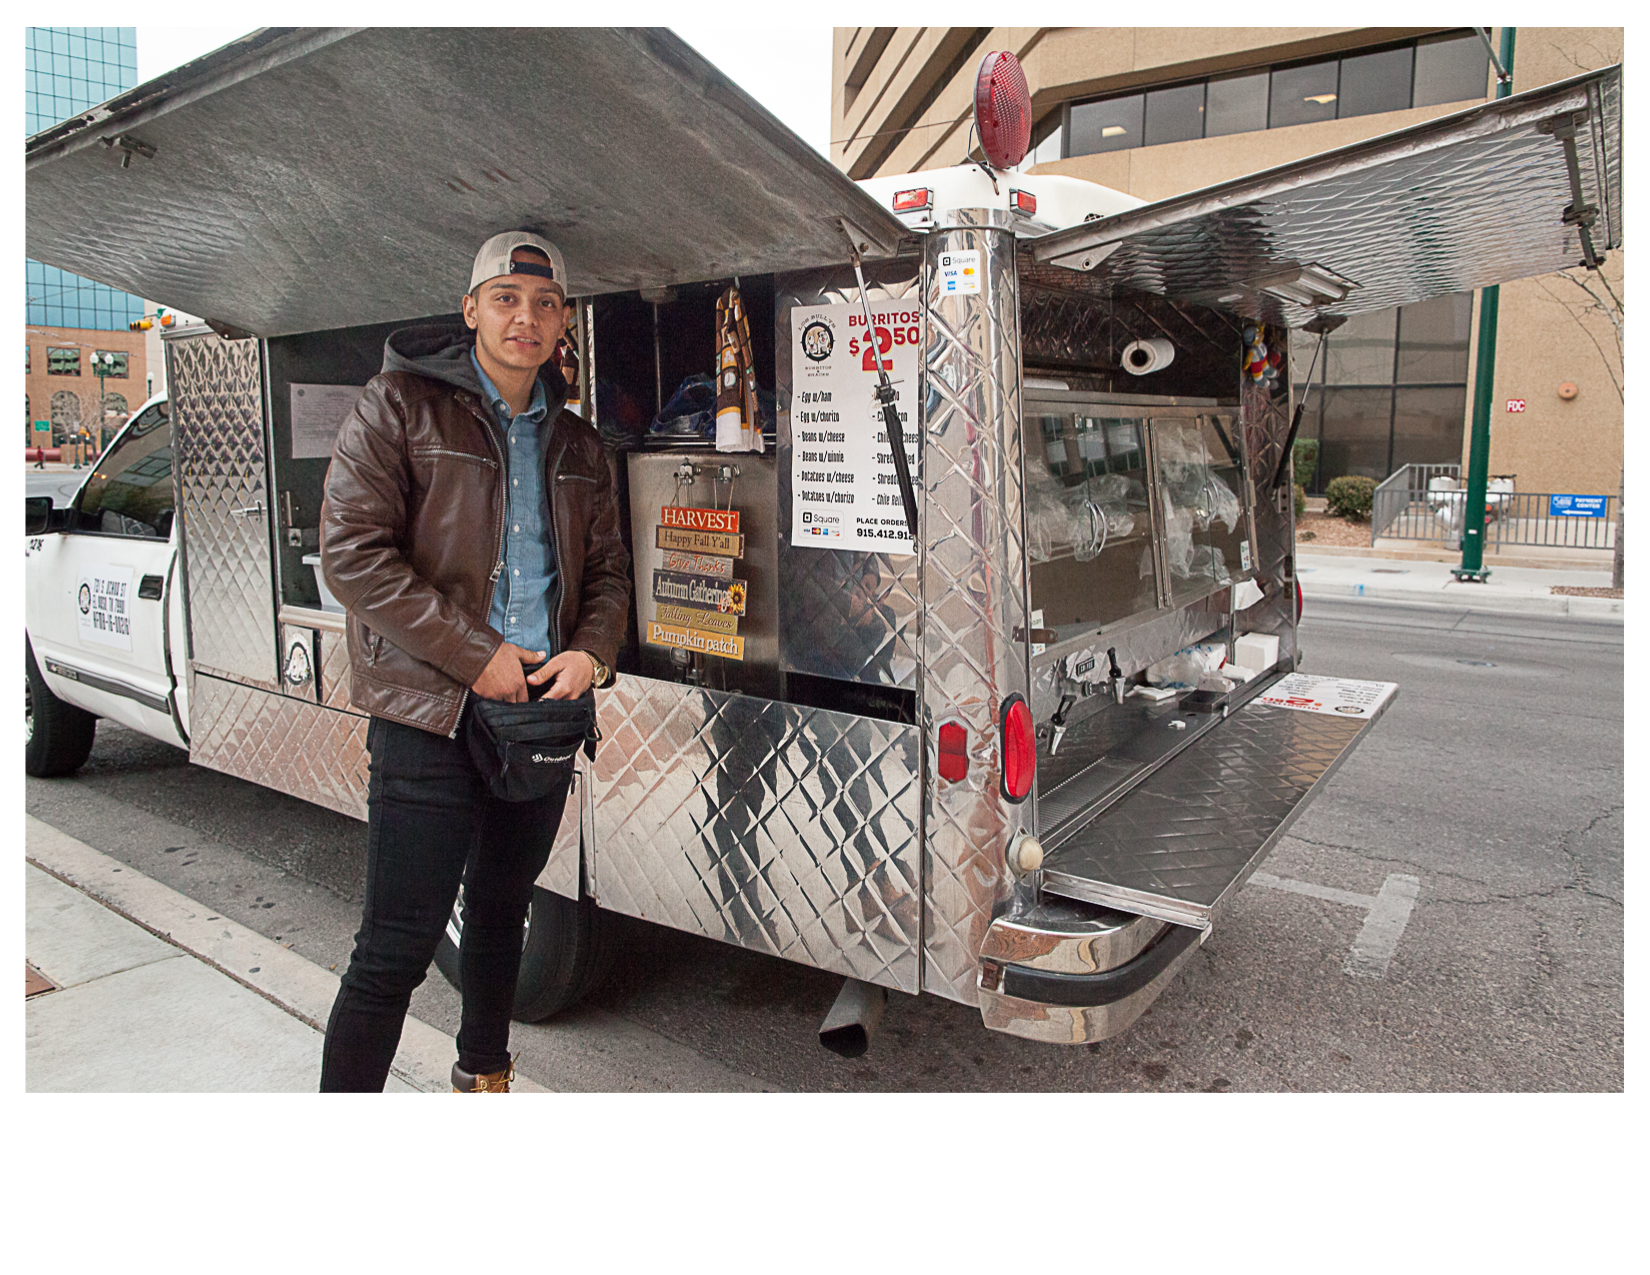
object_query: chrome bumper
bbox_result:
[974,898,1203,1045]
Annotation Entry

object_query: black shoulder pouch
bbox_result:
[465,687,599,802]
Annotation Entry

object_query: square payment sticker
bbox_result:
[939,250,982,295]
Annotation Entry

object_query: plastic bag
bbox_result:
[649,374,718,439]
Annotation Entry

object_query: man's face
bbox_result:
[462,247,568,375]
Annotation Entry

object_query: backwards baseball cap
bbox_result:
[469,230,568,296]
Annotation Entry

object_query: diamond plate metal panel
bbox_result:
[189,670,370,821]
[1040,697,1393,928]
[168,331,279,690]
[775,263,923,688]
[1033,68,1623,328]
[316,623,360,714]
[919,223,1032,1004]
[588,675,921,992]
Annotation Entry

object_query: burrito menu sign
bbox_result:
[646,506,749,661]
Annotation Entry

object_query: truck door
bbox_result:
[25,398,186,746]
[167,329,282,693]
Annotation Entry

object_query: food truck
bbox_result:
[25,29,1621,1048]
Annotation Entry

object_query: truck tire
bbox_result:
[26,640,97,778]
[433,883,615,1023]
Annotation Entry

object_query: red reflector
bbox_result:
[1010,189,1037,215]
[893,187,932,212]
[1001,695,1034,803]
[1296,579,1304,623]
[937,721,968,782]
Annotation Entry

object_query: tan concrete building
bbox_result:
[833,26,1623,499]
[25,324,149,449]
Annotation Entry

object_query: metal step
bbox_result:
[1040,674,1398,930]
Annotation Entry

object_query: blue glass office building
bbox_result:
[25,28,147,331]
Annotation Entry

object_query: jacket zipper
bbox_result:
[413,447,498,468]
[450,396,511,739]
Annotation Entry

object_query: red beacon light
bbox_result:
[974,50,1031,169]
[1009,189,1037,215]
[892,187,933,212]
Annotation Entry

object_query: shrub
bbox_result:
[1294,483,1307,520]
[1291,438,1320,489]
[1325,475,1376,522]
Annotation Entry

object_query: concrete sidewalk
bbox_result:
[1296,552,1622,620]
[24,816,547,1093]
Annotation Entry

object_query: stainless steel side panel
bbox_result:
[919,222,1032,1004]
[167,330,280,692]
[588,675,922,992]
[188,669,370,821]
[1040,692,1396,929]
[775,262,923,688]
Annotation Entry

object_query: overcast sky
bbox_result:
[135,27,832,154]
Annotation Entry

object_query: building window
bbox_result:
[1291,292,1474,490]
[47,346,80,376]
[94,350,129,377]
[25,344,30,374]
[1063,31,1490,159]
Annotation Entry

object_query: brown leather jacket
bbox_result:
[320,325,631,736]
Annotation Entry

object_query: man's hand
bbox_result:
[528,650,595,700]
[472,642,546,702]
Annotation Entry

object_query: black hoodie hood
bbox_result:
[382,323,568,415]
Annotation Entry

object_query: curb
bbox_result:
[1300,580,1623,620]
[25,816,549,1093]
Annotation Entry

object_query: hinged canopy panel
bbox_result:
[26,27,908,337]
[1031,67,1622,327]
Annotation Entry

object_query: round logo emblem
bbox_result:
[78,583,91,614]
[1333,705,1365,714]
[800,320,834,362]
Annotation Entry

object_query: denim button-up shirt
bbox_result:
[471,352,558,653]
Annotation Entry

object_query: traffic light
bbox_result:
[129,317,153,331]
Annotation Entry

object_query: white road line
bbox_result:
[1248,871,1377,910]
[1344,874,1422,979]
[1247,870,1421,979]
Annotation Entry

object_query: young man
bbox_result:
[318,231,630,1092]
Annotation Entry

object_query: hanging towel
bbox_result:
[714,286,764,453]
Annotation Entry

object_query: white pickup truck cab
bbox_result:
[25,393,191,775]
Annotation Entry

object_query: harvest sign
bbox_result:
[648,506,749,661]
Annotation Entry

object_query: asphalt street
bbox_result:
[26,599,1623,1091]
[26,468,87,506]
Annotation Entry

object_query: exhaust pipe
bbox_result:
[818,978,887,1058]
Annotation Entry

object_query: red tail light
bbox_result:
[893,187,933,212]
[1296,579,1304,623]
[1001,694,1034,803]
[937,722,969,782]
[1009,189,1037,215]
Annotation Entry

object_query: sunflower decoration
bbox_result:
[720,581,747,615]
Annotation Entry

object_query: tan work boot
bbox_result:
[451,1058,515,1092]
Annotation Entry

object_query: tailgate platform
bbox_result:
[1040,675,1397,929]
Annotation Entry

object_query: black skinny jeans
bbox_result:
[319,711,569,1092]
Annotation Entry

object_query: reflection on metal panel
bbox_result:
[169,331,278,691]
[920,224,1031,1004]
[317,625,360,714]
[1240,361,1300,670]
[775,263,923,689]
[537,762,586,902]
[588,675,922,991]
[1034,68,1623,327]
[1041,700,1390,929]
[189,670,369,821]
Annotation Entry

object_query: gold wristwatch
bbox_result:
[580,649,611,688]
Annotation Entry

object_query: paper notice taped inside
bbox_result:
[290,384,366,459]
[1255,672,1397,718]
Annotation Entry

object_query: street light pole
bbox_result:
[1454,27,1517,583]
